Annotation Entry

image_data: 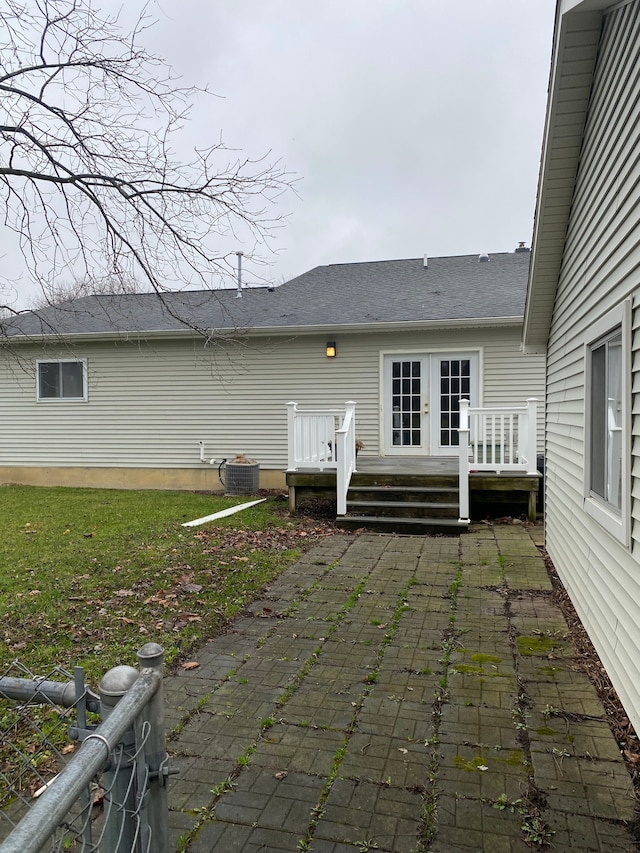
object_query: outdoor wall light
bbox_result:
[326,341,337,358]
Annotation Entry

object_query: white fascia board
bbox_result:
[524,0,604,351]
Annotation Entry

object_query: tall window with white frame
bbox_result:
[584,300,629,546]
[589,329,623,511]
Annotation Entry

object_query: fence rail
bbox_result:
[0,643,169,853]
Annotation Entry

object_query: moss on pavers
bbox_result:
[315,778,423,853]
[450,639,513,666]
[163,527,639,852]
[437,743,526,801]
[449,644,515,678]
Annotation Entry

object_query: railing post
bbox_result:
[526,398,538,475]
[137,643,169,853]
[345,400,356,471]
[336,401,356,516]
[286,401,298,470]
[458,400,470,523]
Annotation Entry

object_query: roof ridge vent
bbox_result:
[478,252,490,262]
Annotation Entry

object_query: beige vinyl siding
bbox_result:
[0,324,543,472]
[545,2,640,731]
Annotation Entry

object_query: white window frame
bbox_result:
[583,300,631,546]
[36,359,88,402]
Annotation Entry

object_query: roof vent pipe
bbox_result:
[478,252,490,262]
[423,254,428,268]
[235,251,244,298]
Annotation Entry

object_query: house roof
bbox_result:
[523,0,610,353]
[4,251,531,340]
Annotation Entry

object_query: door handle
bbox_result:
[423,404,429,414]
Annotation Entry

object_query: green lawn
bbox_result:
[0,485,323,683]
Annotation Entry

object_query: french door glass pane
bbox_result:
[392,360,421,447]
[439,358,471,446]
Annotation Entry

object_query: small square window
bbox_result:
[37,360,87,401]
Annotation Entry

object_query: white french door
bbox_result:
[383,352,479,455]
[430,354,478,453]
[383,355,429,455]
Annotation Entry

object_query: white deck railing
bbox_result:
[458,398,539,522]
[286,401,357,515]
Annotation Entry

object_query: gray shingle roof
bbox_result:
[4,252,530,338]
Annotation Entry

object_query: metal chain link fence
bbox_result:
[0,643,169,853]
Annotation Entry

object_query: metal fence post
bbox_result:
[137,643,169,853]
[99,664,140,853]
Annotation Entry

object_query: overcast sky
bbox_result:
[149,0,556,288]
[6,0,557,303]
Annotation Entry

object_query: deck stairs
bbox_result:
[336,470,468,534]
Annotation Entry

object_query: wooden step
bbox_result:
[348,486,459,504]
[346,500,460,519]
[350,473,459,489]
[348,485,459,495]
[336,515,468,535]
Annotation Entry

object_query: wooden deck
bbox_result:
[286,455,541,529]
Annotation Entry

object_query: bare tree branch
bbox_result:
[0,0,292,325]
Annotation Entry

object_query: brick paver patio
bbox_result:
[163,525,639,852]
